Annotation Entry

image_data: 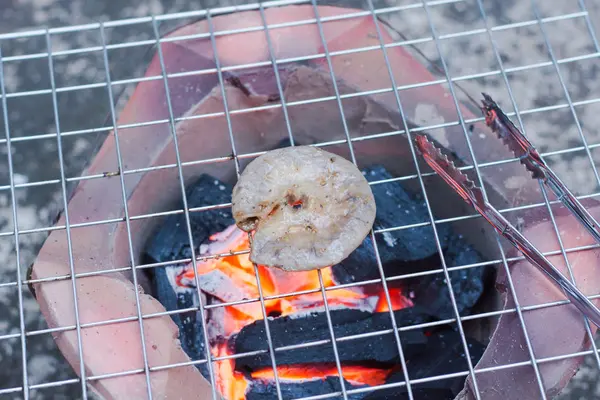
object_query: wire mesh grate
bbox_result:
[0,0,600,399]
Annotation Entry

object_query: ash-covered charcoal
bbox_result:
[232,307,431,372]
[333,165,451,284]
[144,174,235,377]
[246,376,366,400]
[363,330,486,399]
[153,268,209,375]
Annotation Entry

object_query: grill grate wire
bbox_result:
[0,0,599,399]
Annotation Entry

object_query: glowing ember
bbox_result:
[176,228,373,335]
[177,225,410,399]
[375,288,413,312]
[214,343,249,400]
[252,364,394,386]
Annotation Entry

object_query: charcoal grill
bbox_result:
[1,1,599,399]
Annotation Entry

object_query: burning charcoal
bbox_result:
[232,307,432,372]
[246,376,367,400]
[363,330,486,399]
[333,165,452,284]
[144,165,490,398]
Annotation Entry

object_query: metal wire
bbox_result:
[472,1,555,397]
[1,0,600,399]
[205,7,286,399]
[150,13,220,400]
[44,31,89,400]
[99,23,154,399]
[0,32,30,400]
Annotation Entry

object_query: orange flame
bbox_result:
[252,364,393,386]
[214,343,249,400]
[182,226,410,399]
[375,288,413,312]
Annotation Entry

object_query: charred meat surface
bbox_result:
[231,146,376,272]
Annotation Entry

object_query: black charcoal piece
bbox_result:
[232,307,432,372]
[365,164,452,259]
[246,376,366,400]
[402,235,490,320]
[333,165,452,284]
[364,330,486,400]
[365,385,454,400]
[332,165,489,320]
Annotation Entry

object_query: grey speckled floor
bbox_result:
[0,0,599,399]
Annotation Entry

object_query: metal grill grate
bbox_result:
[0,0,599,399]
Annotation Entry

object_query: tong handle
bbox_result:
[478,201,600,328]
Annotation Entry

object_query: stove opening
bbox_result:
[144,165,494,400]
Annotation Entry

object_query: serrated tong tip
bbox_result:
[415,135,484,207]
[480,93,600,245]
[479,93,546,180]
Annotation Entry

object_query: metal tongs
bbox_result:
[414,93,600,328]
[481,93,600,243]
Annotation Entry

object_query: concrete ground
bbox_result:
[0,0,599,399]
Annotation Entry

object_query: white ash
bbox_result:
[205,297,228,343]
[382,231,398,248]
